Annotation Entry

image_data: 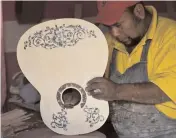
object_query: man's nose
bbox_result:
[111,26,122,37]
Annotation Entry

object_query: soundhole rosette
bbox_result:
[56,83,87,109]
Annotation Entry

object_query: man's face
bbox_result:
[107,3,146,47]
[110,11,142,47]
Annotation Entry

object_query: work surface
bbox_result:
[2,106,117,138]
[5,128,106,138]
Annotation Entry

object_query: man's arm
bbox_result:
[86,77,171,103]
[117,82,171,104]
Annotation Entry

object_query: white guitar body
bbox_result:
[17,18,109,135]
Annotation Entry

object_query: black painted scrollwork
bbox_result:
[83,106,104,127]
[51,109,69,131]
[24,24,97,49]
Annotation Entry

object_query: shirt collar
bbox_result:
[145,6,158,40]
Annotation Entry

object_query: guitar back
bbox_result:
[17,18,109,135]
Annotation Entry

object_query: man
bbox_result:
[85,1,176,138]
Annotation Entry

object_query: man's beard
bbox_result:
[125,36,142,47]
[122,14,143,47]
[116,36,142,47]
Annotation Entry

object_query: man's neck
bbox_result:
[126,45,136,54]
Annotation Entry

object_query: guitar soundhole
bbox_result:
[62,88,81,108]
[57,83,87,109]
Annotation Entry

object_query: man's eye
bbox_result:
[103,25,111,28]
[115,23,121,28]
[111,22,121,28]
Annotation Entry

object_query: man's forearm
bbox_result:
[117,82,171,104]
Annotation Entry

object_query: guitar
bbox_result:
[17,18,109,135]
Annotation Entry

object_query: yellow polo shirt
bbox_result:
[104,6,176,119]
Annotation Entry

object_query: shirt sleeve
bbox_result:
[150,35,176,104]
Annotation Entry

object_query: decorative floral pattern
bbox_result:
[84,106,104,127]
[51,109,69,131]
[24,24,97,49]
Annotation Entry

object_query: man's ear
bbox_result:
[133,4,145,19]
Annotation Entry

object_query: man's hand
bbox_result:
[85,77,118,101]
[85,77,171,104]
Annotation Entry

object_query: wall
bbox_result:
[1,0,7,110]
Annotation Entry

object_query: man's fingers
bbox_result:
[87,77,106,86]
[92,95,103,100]
[86,87,109,101]
[87,89,102,96]
[85,82,105,94]
[90,92,103,99]
[85,82,100,92]
[91,92,109,101]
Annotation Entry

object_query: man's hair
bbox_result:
[127,1,151,25]
[127,1,150,16]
